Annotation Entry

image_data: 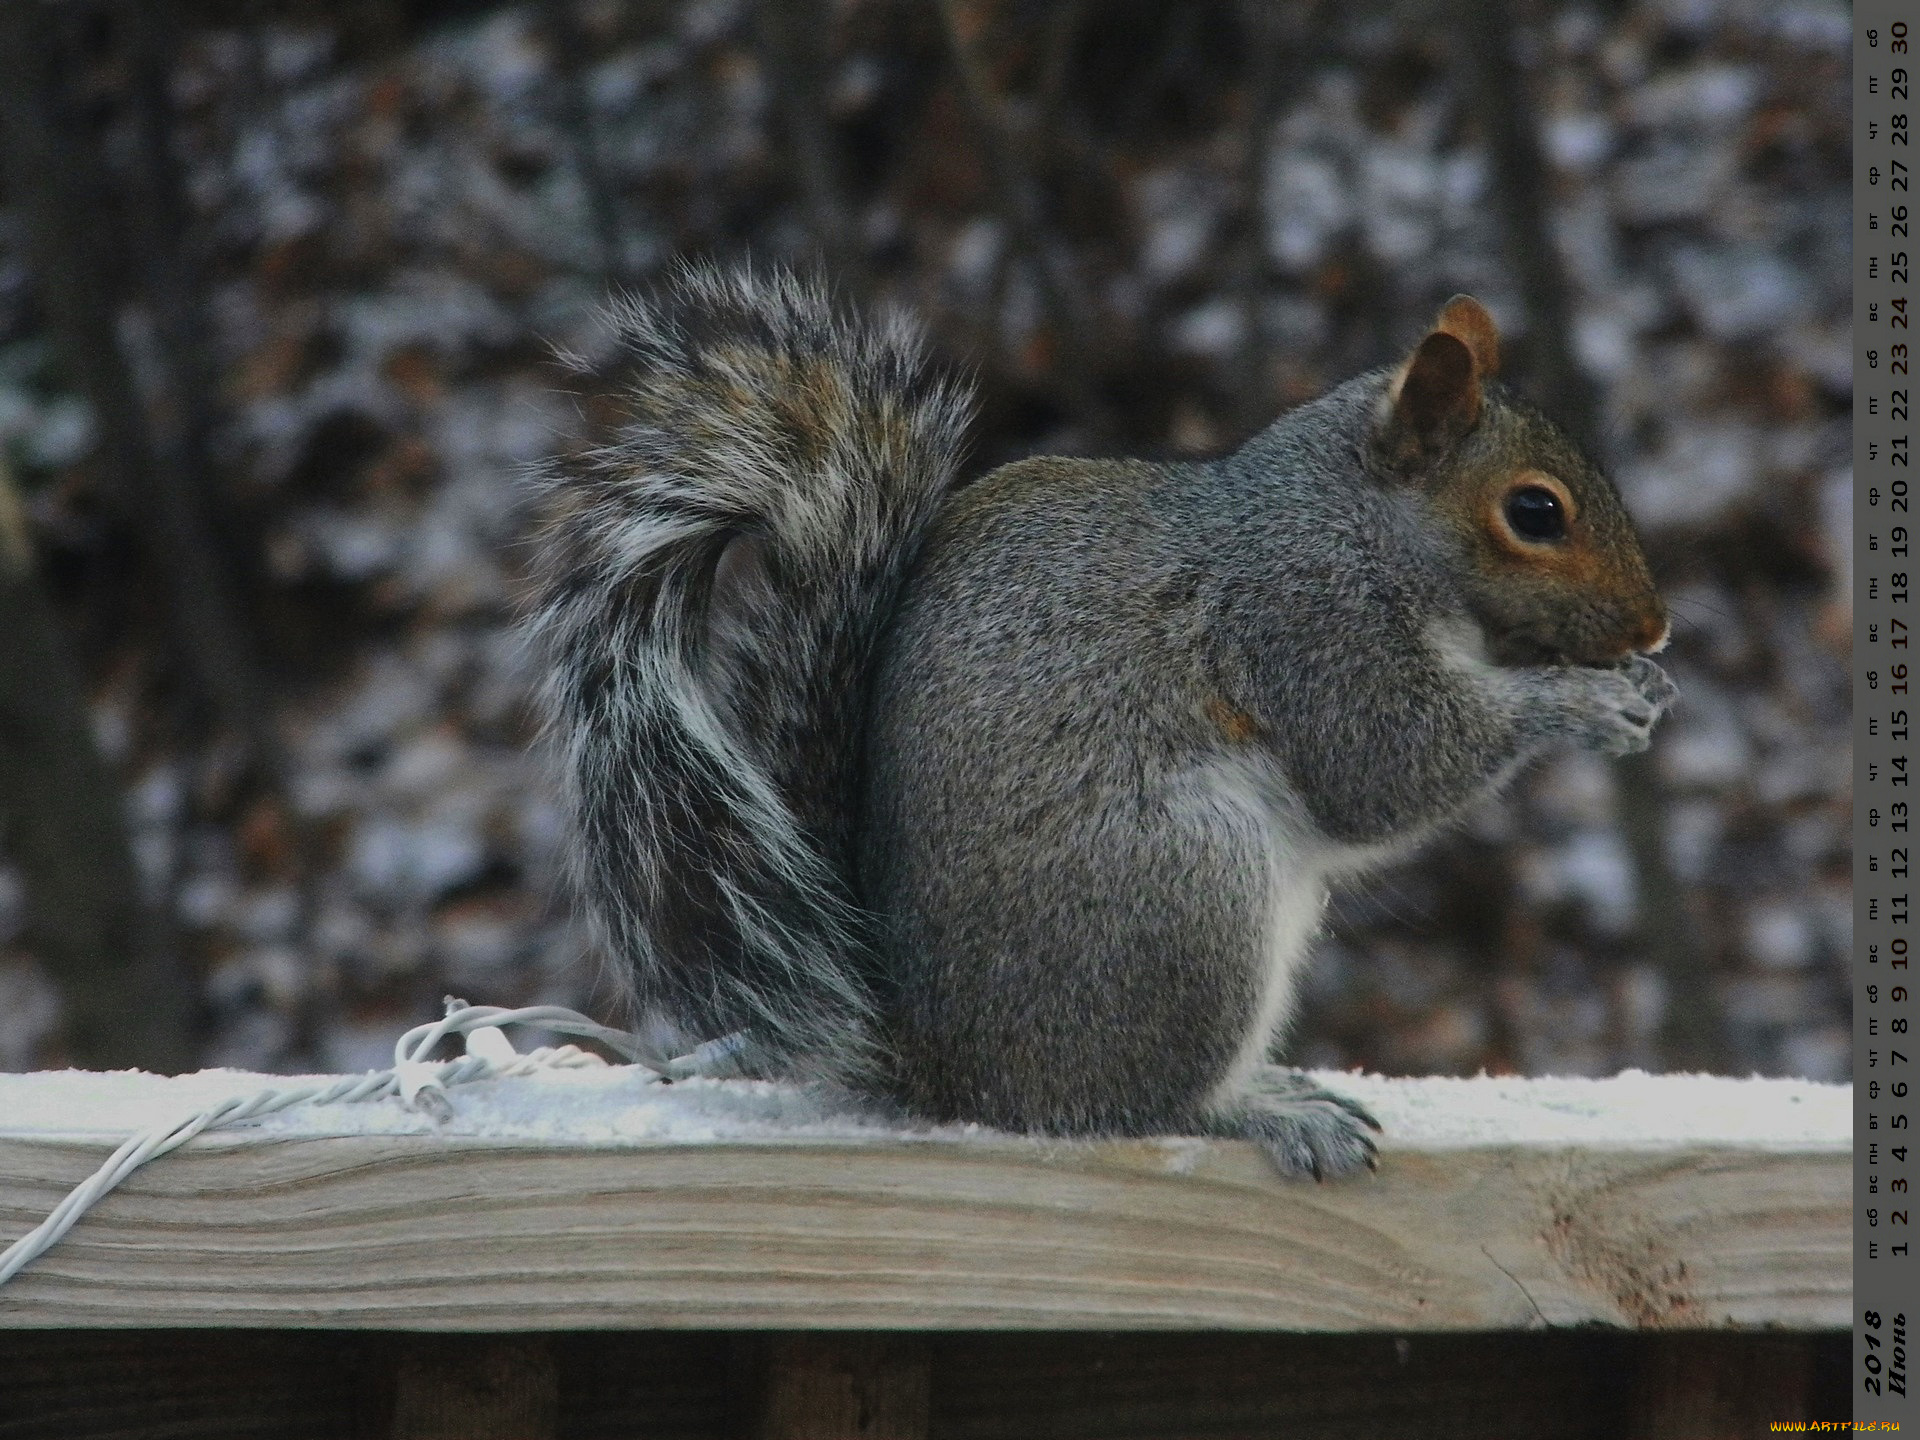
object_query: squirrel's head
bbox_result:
[1373,296,1668,668]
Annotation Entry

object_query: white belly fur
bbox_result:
[1179,761,1330,1112]
[1211,856,1326,1108]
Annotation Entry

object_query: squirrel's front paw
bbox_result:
[1211,1068,1380,1180]
[1542,656,1677,756]
[1624,654,1679,715]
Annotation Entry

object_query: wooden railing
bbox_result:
[0,1067,1852,1436]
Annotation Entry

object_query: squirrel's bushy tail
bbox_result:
[527,264,972,1076]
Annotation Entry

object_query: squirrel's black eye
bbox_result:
[1505,486,1567,542]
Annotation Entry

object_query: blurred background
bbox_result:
[0,0,1851,1081]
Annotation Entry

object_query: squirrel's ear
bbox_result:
[1380,329,1481,464]
[1434,294,1499,377]
[1378,295,1500,466]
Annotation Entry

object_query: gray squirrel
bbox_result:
[527,264,1674,1178]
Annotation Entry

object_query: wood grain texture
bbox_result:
[0,1119,1848,1331]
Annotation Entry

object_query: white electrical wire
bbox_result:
[0,998,700,1289]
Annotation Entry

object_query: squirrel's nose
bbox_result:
[1633,611,1671,655]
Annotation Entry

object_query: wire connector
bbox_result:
[394,1060,453,1121]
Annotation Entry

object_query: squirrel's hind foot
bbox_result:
[1211,1068,1380,1180]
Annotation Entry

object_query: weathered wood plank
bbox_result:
[1623,1333,1819,1440]
[0,1072,1849,1332]
[0,1330,391,1440]
[0,1330,1852,1440]
[746,1335,931,1439]
[390,1336,558,1440]
[933,1331,1634,1440]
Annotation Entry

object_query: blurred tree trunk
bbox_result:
[1453,0,1731,1073]
[0,457,188,1071]
[0,0,306,1070]
[123,0,232,563]
[756,0,866,288]
[1231,0,1322,434]
[539,0,635,288]
[0,2,275,762]
[933,0,1112,437]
